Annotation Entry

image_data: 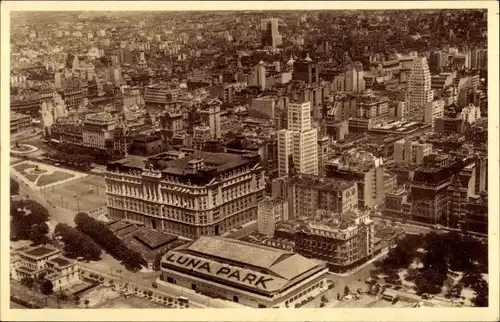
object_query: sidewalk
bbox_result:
[372,214,487,238]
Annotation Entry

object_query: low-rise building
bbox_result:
[10,245,79,290]
[277,209,375,272]
[159,236,329,308]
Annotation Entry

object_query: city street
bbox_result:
[225,220,257,239]
[303,259,381,308]
[16,177,78,227]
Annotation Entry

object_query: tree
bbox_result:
[21,277,35,288]
[471,280,488,307]
[10,200,50,244]
[41,280,54,295]
[55,223,101,261]
[344,286,350,296]
[414,268,446,295]
[10,178,20,195]
[57,292,69,301]
[461,269,483,289]
[84,299,90,307]
[123,250,146,272]
[74,295,80,304]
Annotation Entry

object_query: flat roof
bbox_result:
[49,256,72,267]
[292,174,355,192]
[23,245,59,258]
[108,220,133,233]
[113,155,146,169]
[162,152,255,176]
[134,229,178,249]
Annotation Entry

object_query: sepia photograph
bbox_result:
[1,1,498,322]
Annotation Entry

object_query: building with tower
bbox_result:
[199,99,222,140]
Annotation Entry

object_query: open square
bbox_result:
[41,174,107,212]
[10,161,85,191]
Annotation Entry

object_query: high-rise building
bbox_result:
[138,50,148,68]
[292,55,320,87]
[257,197,289,236]
[477,48,487,70]
[54,72,63,89]
[199,100,222,140]
[256,61,266,91]
[278,102,318,176]
[424,99,445,129]
[344,63,366,93]
[317,136,330,176]
[394,139,433,165]
[407,57,434,122]
[261,18,282,48]
[289,174,358,219]
[326,151,385,209]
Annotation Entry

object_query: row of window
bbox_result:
[284,281,324,306]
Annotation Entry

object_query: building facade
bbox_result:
[106,152,266,238]
[277,101,318,176]
[407,57,434,122]
[10,111,33,135]
[10,245,79,290]
[394,139,433,165]
[82,112,116,150]
[159,236,329,308]
[289,174,358,219]
[257,197,289,236]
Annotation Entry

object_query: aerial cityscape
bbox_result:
[8,9,490,311]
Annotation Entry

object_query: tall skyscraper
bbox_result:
[261,18,282,48]
[138,50,148,68]
[278,102,318,177]
[256,61,266,91]
[407,57,434,122]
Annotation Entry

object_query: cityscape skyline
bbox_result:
[2,2,499,322]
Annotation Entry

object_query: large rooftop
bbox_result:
[23,245,59,258]
[179,236,323,281]
[291,174,355,192]
[134,229,178,249]
[48,256,73,267]
[162,152,253,175]
[110,151,260,176]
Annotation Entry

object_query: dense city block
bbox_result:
[9,9,489,309]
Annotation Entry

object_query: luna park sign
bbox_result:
[164,253,275,290]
